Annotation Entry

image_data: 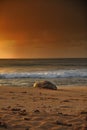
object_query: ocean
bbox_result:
[0,58,87,87]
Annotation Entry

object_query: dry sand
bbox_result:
[0,86,87,130]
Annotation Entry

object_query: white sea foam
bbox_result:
[0,69,87,79]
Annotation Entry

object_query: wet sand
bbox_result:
[0,86,87,130]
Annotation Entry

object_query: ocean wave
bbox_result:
[0,69,87,79]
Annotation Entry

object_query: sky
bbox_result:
[0,0,87,58]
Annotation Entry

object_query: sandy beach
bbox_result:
[0,86,87,130]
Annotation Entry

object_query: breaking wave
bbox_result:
[0,69,87,79]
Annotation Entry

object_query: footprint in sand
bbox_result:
[0,121,8,129]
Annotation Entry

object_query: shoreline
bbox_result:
[0,86,87,129]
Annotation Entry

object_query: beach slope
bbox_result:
[0,86,87,130]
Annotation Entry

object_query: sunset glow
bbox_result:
[0,40,16,58]
[0,0,87,58]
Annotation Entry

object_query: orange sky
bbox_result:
[0,0,87,58]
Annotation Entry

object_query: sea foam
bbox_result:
[0,69,87,79]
